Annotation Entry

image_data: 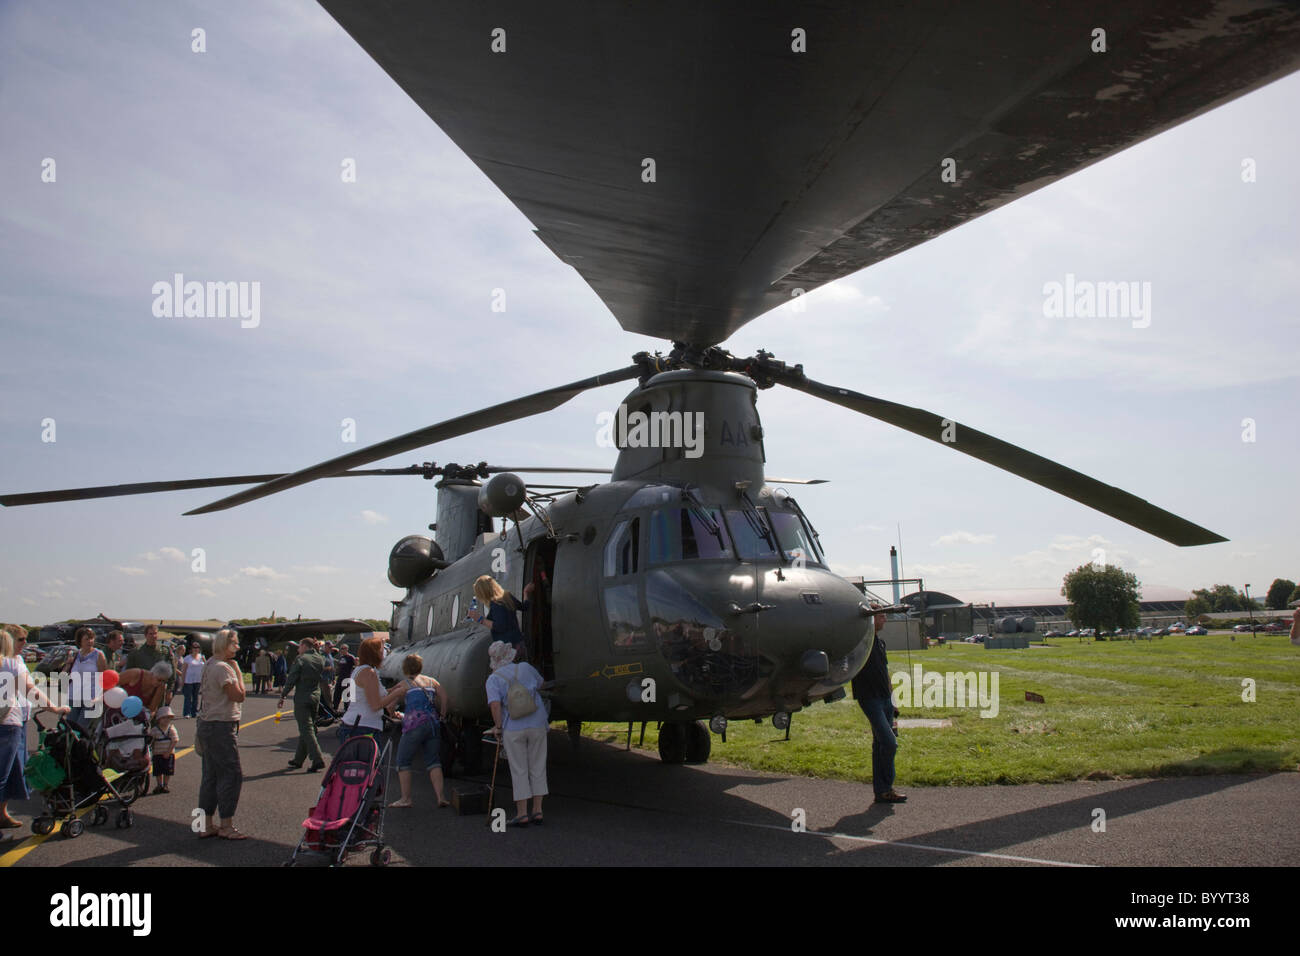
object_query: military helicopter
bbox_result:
[6,2,1299,769]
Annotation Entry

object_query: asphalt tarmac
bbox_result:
[4,695,1297,867]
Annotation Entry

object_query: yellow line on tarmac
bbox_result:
[0,709,288,867]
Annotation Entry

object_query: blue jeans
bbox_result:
[182,683,200,718]
[857,696,898,796]
[396,719,440,771]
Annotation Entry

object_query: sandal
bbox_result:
[389,798,413,808]
[437,799,451,808]
[508,815,530,828]
[217,827,248,840]
[198,828,219,839]
[530,812,544,825]
[0,816,22,829]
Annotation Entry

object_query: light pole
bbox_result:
[1244,584,1256,637]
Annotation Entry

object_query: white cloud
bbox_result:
[160,546,186,562]
[292,565,342,575]
[141,552,160,561]
[239,566,288,580]
[1049,534,1111,553]
[198,587,216,597]
[934,531,996,546]
[21,598,36,607]
[40,590,63,599]
[114,567,148,577]
[360,510,389,525]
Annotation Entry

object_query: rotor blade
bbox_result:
[764,478,829,485]
[185,366,643,515]
[487,467,612,475]
[0,468,446,507]
[783,375,1226,547]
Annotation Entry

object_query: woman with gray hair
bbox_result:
[485,640,549,827]
[196,629,247,840]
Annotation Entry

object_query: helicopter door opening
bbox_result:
[524,537,558,681]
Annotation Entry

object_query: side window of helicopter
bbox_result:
[603,518,640,577]
[648,507,733,563]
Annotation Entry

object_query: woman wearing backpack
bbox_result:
[485,640,548,827]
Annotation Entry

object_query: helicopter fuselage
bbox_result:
[382,369,876,730]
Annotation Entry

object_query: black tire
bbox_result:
[116,809,133,829]
[369,846,391,867]
[62,818,84,839]
[91,806,109,827]
[32,817,55,836]
[684,721,711,764]
[658,722,687,764]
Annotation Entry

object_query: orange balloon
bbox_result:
[102,669,120,690]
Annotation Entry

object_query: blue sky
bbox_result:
[1,1,1297,625]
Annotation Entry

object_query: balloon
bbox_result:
[121,696,143,718]
[103,687,127,709]
[102,670,120,690]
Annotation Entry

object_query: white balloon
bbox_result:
[103,687,127,709]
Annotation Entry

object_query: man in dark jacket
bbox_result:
[850,605,905,804]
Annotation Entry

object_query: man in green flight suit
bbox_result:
[279,637,325,772]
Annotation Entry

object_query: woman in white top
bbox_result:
[1,625,69,828]
[338,637,391,741]
[180,641,205,718]
[62,627,105,729]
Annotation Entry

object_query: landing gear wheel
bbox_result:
[61,818,84,839]
[369,846,392,867]
[32,817,55,836]
[116,809,134,829]
[684,721,711,764]
[657,722,687,764]
[90,806,109,827]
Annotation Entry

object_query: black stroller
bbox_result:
[286,731,393,867]
[24,713,143,838]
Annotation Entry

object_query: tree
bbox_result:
[1265,579,1296,610]
[1062,564,1142,638]
[1189,584,1254,613]
[1184,595,1211,620]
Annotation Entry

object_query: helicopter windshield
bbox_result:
[724,508,824,565]
[648,506,733,563]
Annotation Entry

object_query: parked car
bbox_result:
[1233,624,1254,633]
[34,644,76,675]
[1186,625,1208,635]
[1264,621,1287,633]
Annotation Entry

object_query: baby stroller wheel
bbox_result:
[369,846,391,867]
[134,776,150,800]
[115,808,134,829]
[90,806,109,827]
[61,818,85,839]
[32,817,55,836]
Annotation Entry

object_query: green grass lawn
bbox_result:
[581,634,1300,786]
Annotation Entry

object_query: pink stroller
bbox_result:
[287,733,392,867]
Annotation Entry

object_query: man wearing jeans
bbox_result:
[851,605,906,804]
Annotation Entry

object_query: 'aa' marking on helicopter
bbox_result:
[589,662,645,679]
[717,420,751,447]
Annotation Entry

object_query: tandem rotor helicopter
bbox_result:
[7,2,1299,770]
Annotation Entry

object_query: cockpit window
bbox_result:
[648,507,733,564]
[623,485,678,510]
[725,509,778,560]
[603,518,640,577]
[770,511,823,566]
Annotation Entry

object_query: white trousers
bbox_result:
[502,726,548,802]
